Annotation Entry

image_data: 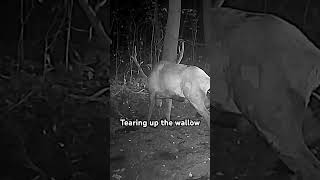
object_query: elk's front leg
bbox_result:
[189,96,210,128]
[231,63,320,180]
[183,84,210,127]
[254,92,320,180]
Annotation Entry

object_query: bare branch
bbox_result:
[176,40,184,64]
[303,0,311,27]
[213,0,225,8]
[65,0,73,70]
[78,0,112,45]
[94,0,107,11]
[131,46,148,79]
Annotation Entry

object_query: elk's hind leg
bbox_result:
[147,92,156,122]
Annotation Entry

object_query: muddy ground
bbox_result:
[109,79,320,180]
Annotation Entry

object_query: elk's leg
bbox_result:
[147,92,156,122]
[245,88,320,179]
[191,99,210,127]
[165,99,172,121]
[156,99,163,107]
[255,107,320,180]
[156,99,163,118]
[184,84,210,127]
[192,101,210,128]
[231,63,320,179]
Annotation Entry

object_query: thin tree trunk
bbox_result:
[202,0,211,45]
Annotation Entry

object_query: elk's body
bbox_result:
[147,61,210,127]
[209,8,320,179]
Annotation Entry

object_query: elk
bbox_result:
[208,7,320,179]
[131,43,210,127]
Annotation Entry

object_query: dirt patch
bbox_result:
[110,79,210,180]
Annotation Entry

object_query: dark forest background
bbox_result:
[0,0,320,180]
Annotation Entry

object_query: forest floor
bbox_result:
[110,79,210,180]
[0,53,109,180]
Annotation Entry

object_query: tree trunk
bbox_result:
[161,0,181,63]
[154,0,161,65]
[202,0,211,44]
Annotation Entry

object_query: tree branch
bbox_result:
[78,0,112,45]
